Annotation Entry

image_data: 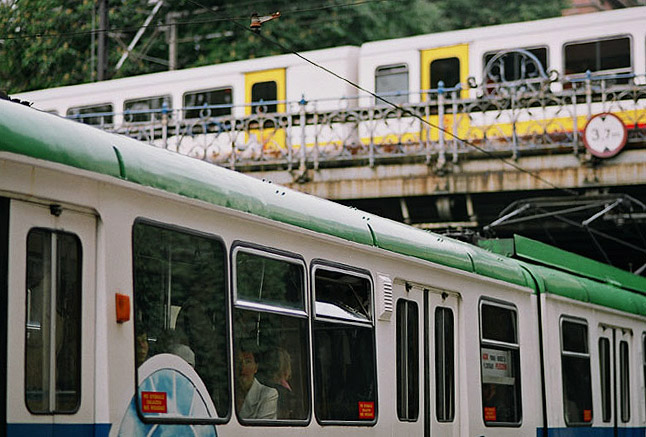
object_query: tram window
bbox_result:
[560,318,593,426]
[251,81,277,114]
[313,267,376,424]
[436,306,454,422]
[430,57,460,90]
[396,299,419,422]
[620,341,630,423]
[479,301,521,426]
[599,337,611,422]
[183,87,233,119]
[132,222,229,421]
[564,36,631,78]
[124,95,172,123]
[66,103,113,125]
[375,64,409,105]
[25,229,81,414]
[483,47,548,82]
[232,247,309,423]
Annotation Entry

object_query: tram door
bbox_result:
[5,200,96,436]
[597,324,634,433]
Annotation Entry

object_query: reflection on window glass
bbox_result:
[124,95,172,122]
[564,37,631,77]
[480,301,521,426]
[561,319,592,426]
[375,64,409,105]
[430,57,460,89]
[313,268,376,423]
[599,337,611,423]
[436,306,454,422]
[133,222,229,419]
[25,229,82,413]
[233,248,309,423]
[620,341,630,423]
[183,88,232,119]
[251,81,277,114]
[484,47,548,82]
[396,299,418,421]
[66,104,113,125]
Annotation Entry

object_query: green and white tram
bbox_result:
[0,99,645,436]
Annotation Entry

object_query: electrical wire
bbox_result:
[185,0,579,196]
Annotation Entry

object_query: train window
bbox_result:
[564,36,631,78]
[599,337,611,422]
[560,318,593,426]
[479,300,521,426]
[483,47,548,82]
[251,81,277,114]
[430,57,460,90]
[436,306,454,422]
[232,246,309,423]
[132,221,229,421]
[183,87,233,119]
[375,64,409,105]
[620,340,630,423]
[396,299,419,422]
[66,103,113,125]
[124,95,172,123]
[313,266,376,424]
[25,229,81,414]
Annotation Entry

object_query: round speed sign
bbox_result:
[582,113,627,158]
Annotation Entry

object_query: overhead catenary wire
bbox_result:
[185,0,579,196]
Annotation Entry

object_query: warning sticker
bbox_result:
[358,401,375,419]
[583,409,592,422]
[484,406,497,422]
[141,391,168,413]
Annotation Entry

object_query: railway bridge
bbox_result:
[101,73,646,274]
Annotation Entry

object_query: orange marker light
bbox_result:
[116,293,131,323]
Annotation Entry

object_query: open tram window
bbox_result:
[620,340,630,423]
[183,87,233,119]
[396,299,419,422]
[124,95,172,123]
[479,300,521,426]
[251,81,278,114]
[436,306,454,423]
[564,36,631,82]
[375,64,409,105]
[599,337,611,422]
[232,246,309,424]
[66,103,113,126]
[560,318,593,426]
[132,221,229,422]
[25,229,81,414]
[312,266,376,425]
[430,57,460,90]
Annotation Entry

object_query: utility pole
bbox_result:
[97,0,108,81]
[166,11,180,71]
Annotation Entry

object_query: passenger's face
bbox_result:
[136,333,149,366]
[236,351,257,388]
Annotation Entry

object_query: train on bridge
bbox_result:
[15,7,646,169]
[1,89,646,435]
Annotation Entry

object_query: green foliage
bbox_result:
[1,0,566,93]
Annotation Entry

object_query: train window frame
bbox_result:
[478,298,522,427]
[182,87,233,120]
[124,95,172,123]
[599,337,611,423]
[562,34,633,80]
[311,261,377,426]
[619,340,630,423]
[435,306,455,423]
[131,218,231,425]
[560,316,593,427]
[24,228,82,415]
[430,57,461,90]
[375,63,409,106]
[396,298,419,422]
[251,81,278,114]
[231,242,311,426]
[482,46,549,83]
[66,103,114,126]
